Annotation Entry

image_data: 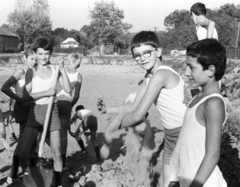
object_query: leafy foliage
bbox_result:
[161,3,240,52]
[7,1,52,50]
[88,1,132,46]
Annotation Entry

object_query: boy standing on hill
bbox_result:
[15,37,71,187]
[169,39,227,187]
[171,2,218,57]
[98,31,190,187]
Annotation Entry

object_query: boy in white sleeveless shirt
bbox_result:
[15,37,71,187]
[1,48,37,184]
[57,53,82,168]
[169,39,227,187]
[171,2,218,57]
[97,31,190,187]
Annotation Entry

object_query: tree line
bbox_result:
[2,1,240,54]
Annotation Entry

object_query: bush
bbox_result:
[218,114,240,187]
[53,47,88,55]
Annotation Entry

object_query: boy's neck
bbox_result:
[200,81,221,96]
[147,60,164,75]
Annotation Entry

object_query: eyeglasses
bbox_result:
[133,49,156,61]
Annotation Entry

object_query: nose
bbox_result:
[185,66,190,76]
[140,54,145,61]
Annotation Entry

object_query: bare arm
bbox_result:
[1,68,25,102]
[190,97,225,187]
[120,71,167,129]
[59,61,71,93]
[72,73,82,107]
[206,20,215,39]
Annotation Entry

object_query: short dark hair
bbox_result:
[131,31,162,61]
[190,2,207,16]
[33,37,53,54]
[186,39,226,81]
[75,105,84,112]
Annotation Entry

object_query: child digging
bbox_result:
[97,31,190,187]
[69,105,101,162]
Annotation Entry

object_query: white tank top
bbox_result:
[196,25,218,41]
[15,68,26,98]
[146,66,190,129]
[57,71,79,101]
[31,66,57,105]
[170,94,227,187]
[79,109,93,118]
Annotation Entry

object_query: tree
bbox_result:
[164,10,192,31]
[7,0,52,50]
[89,0,132,46]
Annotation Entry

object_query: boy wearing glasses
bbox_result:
[97,31,190,187]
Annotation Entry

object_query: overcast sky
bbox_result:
[0,0,239,32]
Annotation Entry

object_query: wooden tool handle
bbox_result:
[38,66,60,157]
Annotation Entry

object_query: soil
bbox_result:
[0,62,165,187]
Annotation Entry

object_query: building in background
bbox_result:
[60,38,79,48]
[0,28,19,53]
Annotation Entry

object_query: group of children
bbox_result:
[0,2,229,187]
[0,37,100,187]
[97,3,228,187]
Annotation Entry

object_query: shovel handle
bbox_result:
[38,66,60,157]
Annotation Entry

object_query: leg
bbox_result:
[75,127,86,152]
[49,130,62,187]
[163,164,170,187]
[19,122,27,135]
[0,111,10,150]
[60,118,69,167]
[15,127,39,172]
[90,130,101,160]
[49,130,62,172]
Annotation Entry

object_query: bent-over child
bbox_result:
[69,105,101,162]
[169,39,227,187]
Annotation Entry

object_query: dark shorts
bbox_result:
[14,101,30,123]
[57,100,72,120]
[163,126,181,165]
[82,115,98,132]
[26,103,61,132]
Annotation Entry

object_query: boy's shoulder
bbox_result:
[200,93,225,111]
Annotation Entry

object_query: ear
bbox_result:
[207,65,216,78]
[156,47,162,58]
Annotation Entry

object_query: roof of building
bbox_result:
[61,37,79,45]
[0,27,18,37]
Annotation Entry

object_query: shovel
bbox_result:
[21,65,60,187]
